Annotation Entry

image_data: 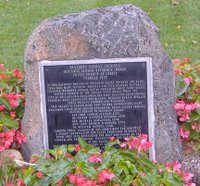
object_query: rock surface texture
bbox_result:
[0,149,23,165]
[23,4,182,162]
[182,153,200,185]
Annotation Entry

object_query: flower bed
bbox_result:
[173,58,200,151]
[0,136,195,185]
[0,59,199,185]
[0,64,26,152]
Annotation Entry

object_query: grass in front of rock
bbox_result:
[0,0,200,69]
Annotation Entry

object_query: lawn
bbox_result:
[0,0,200,69]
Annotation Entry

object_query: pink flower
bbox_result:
[0,105,5,111]
[120,143,127,148]
[0,145,5,151]
[110,136,116,141]
[75,144,81,152]
[191,122,197,130]
[185,102,199,112]
[114,184,121,186]
[184,76,193,85]
[124,137,129,141]
[175,68,182,74]
[152,160,157,163]
[14,131,26,144]
[67,174,95,186]
[183,58,191,62]
[57,178,63,185]
[195,86,200,94]
[0,129,16,151]
[186,183,196,186]
[11,68,23,79]
[36,171,43,179]
[89,154,102,163]
[16,179,25,186]
[0,64,5,69]
[68,174,77,183]
[179,127,190,139]
[174,100,185,110]
[98,170,115,183]
[3,93,22,109]
[138,134,148,140]
[65,153,72,158]
[6,183,15,186]
[76,175,85,184]
[129,137,140,149]
[0,74,7,79]
[138,141,152,151]
[10,111,16,118]
[183,172,193,183]
[177,111,190,122]
[172,160,181,173]
[172,59,181,64]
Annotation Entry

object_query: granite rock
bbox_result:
[23,4,182,162]
[182,153,200,185]
[0,149,23,165]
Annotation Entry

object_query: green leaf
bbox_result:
[75,151,89,162]
[0,114,18,129]
[78,137,93,151]
[98,152,112,171]
[135,179,144,186]
[139,158,157,170]
[88,147,101,154]
[67,144,75,152]
[122,175,134,186]
[162,172,182,186]
[104,140,119,151]
[36,158,74,184]
[43,149,58,159]
[151,176,162,186]
[49,159,74,184]
[126,161,138,175]
[0,82,10,90]
[22,166,35,185]
[77,161,97,180]
[175,75,189,96]
[0,97,11,110]
[119,150,137,163]
[113,161,123,175]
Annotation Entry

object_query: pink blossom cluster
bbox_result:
[0,129,15,152]
[0,64,23,80]
[67,174,98,186]
[174,99,199,139]
[114,134,152,153]
[89,154,102,163]
[174,100,199,122]
[11,68,23,79]
[165,161,196,186]
[5,178,25,186]
[0,129,26,152]
[98,170,115,183]
[2,93,24,109]
[67,169,115,186]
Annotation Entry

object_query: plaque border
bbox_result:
[39,57,155,160]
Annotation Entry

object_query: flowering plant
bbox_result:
[0,135,195,186]
[0,64,26,152]
[173,58,200,150]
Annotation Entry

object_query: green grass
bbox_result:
[0,0,200,70]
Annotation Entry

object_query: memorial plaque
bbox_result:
[39,57,155,157]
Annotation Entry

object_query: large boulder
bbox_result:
[23,4,182,162]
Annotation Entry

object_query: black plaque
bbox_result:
[40,58,154,150]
